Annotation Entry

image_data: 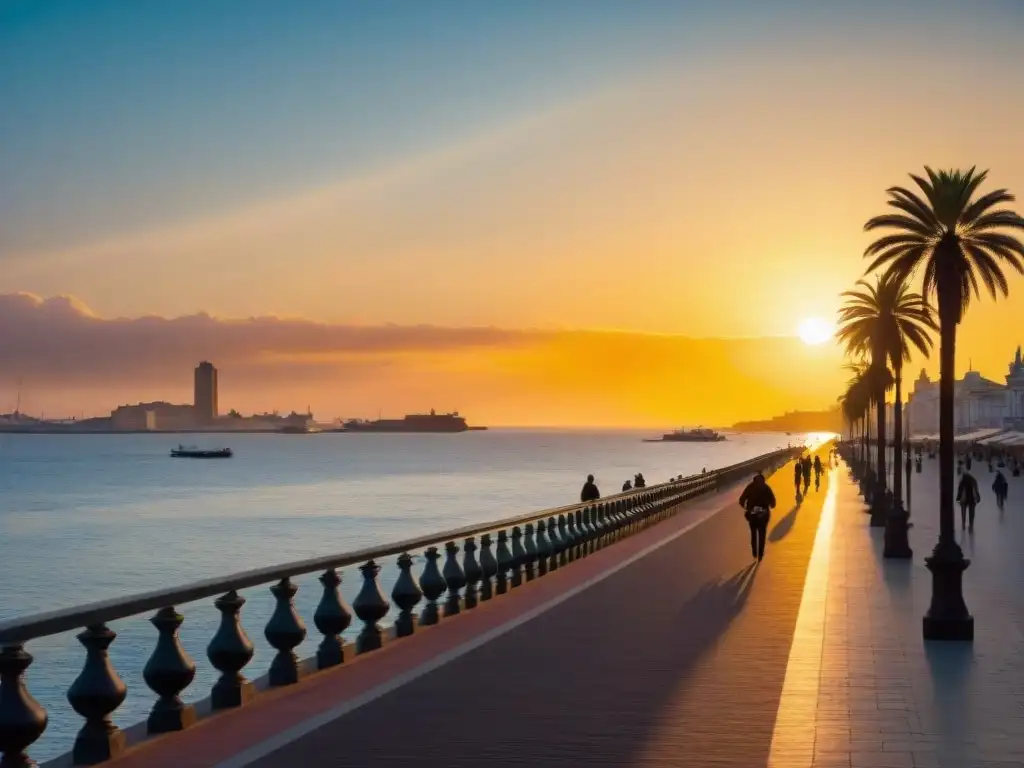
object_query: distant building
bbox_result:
[111,402,196,431]
[906,346,1024,435]
[194,361,218,424]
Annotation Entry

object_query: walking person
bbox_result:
[993,470,1009,512]
[739,471,776,562]
[801,456,811,493]
[793,460,803,499]
[813,455,823,490]
[580,474,601,502]
[957,470,981,531]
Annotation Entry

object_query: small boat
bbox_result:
[170,445,233,459]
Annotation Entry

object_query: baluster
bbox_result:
[208,590,255,710]
[583,507,596,553]
[143,607,196,733]
[510,527,526,587]
[419,546,446,625]
[606,503,619,539]
[566,512,580,561]
[523,523,538,581]
[478,533,498,601]
[265,578,307,686]
[588,506,601,548]
[0,644,47,768]
[442,541,466,616]
[496,530,513,594]
[535,520,551,576]
[557,514,570,566]
[314,568,352,669]
[392,553,423,637]
[546,516,561,571]
[576,509,588,555]
[595,504,608,544]
[462,538,482,609]
[67,624,127,764]
[352,560,390,653]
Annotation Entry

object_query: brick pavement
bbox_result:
[779,455,1024,768]
[235,451,833,768]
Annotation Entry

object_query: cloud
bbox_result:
[0,293,846,425]
[0,292,535,383]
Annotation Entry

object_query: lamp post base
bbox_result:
[883,502,912,558]
[869,485,890,527]
[922,539,973,641]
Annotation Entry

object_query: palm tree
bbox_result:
[837,280,897,523]
[840,376,869,470]
[838,273,936,511]
[842,361,871,471]
[864,167,1024,640]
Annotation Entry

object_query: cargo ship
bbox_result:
[647,427,726,443]
[342,410,485,433]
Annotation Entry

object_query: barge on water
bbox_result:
[342,409,486,433]
[170,445,233,458]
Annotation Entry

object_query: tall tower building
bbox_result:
[194,361,219,423]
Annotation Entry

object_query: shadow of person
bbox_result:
[677,563,758,631]
[768,504,800,542]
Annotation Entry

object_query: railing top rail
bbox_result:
[0,446,798,645]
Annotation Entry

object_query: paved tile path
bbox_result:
[798,454,1024,768]
[239,453,833,768]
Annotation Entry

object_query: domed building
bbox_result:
[906,347,1024,436]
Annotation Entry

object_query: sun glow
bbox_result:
[798,317,833,346]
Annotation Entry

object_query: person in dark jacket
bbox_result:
[634,473,646,488]
[957,471,981,530]
[739,472,777,561]
[993,471,1009,510]
[622,479,632,492]
[581,474,600,502]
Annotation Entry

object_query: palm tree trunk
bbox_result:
[921,281,972,641]
[893,363,903,506]
[876,386,887,489]
[938,317,955,543]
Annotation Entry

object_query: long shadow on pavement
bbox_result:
[924,641,976,764]
[768,504,800,542]
[248,487,809,768]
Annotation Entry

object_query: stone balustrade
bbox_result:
[0,447,799,766]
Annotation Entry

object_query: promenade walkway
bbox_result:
[100,450,1024,768]
[107,450,830,768]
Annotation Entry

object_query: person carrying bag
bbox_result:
[739,471,776,561]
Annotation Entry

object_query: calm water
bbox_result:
[0,429,797,760]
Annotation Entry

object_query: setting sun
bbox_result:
[798,317,833,346]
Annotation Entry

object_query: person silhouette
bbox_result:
[580,474,600,502]
[957,471,981,531]
[739,471,776,561]
[993,470,1009,511]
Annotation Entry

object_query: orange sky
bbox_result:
[4,6,1024,424]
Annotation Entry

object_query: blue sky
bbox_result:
[5,0,1014,255]
[2,1,709,252]
[2,0,1024,343]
